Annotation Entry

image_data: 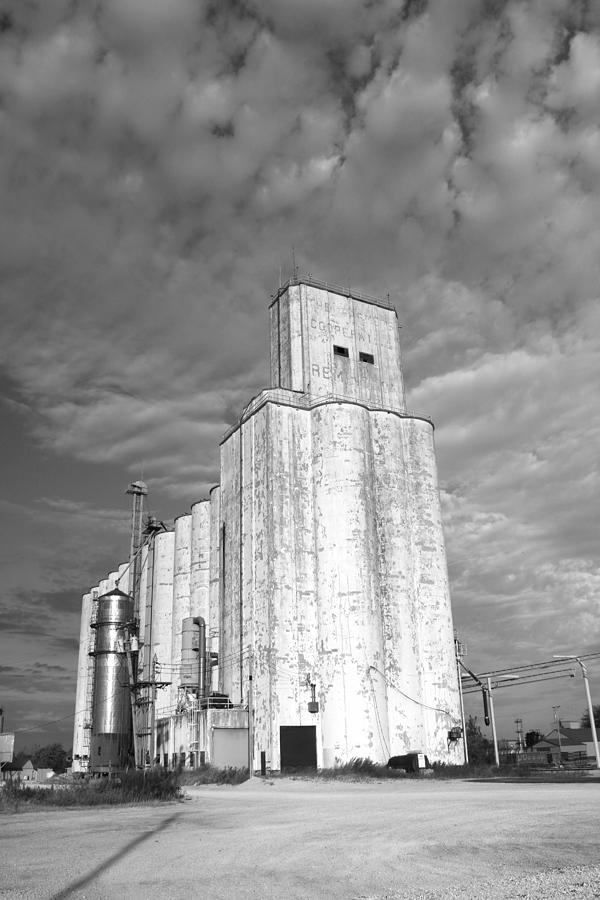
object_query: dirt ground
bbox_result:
[1,778,599,899]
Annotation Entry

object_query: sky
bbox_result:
[1,0,599,754]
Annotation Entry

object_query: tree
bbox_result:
[525,730,542,748]
[466,715,493,764]
[581,705,600,729]
[32,743,68,773]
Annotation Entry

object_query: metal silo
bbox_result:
[90,587,134,773]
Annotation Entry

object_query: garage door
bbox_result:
[212,727,248,768]
[280,725,317,770]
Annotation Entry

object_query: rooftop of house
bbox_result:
[536,726,597,746]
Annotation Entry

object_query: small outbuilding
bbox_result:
[533,726,598,763]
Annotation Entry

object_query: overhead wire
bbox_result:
[369,665,460,723]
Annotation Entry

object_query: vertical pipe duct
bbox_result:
[193,617,207,701]
[181,617,200,689]
[126,481,148,618]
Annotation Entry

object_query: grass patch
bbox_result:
[178,765,249,786]
[283,757,409,781]
[0,768,182,812]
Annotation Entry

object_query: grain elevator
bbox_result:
[72,277,463,774]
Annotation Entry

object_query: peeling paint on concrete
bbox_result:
[76,281,463,771]
[218,283,462,767]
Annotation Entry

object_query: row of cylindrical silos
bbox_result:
[72,497,224,772]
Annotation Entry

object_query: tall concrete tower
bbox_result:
[219,278,462,769]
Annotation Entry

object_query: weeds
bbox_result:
[0,768,182,812]
[286,757,408,781]
[178,765,249,786]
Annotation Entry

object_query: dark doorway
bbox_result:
[280,725,317,770]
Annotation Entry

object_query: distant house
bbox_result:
[533,726,598,762]
[20,761,55,783]
[21,760,35,781]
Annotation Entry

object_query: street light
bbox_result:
[486,675,520,766]
[553,655,600,769]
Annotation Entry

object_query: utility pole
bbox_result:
[486,677,500,766]
[455,636,468,763]
[124,630,140,768]
[485,675,519,766]
[554,655,600,769]
[247,657,254,780]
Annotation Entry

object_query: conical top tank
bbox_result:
[90,588,134,771]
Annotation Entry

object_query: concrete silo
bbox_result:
[219,278,463,769]
[71,590,93,774]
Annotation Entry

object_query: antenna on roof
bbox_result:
[292,247,298,280]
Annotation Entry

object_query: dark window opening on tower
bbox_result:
[333,345,349,357]
[359,351,375,364]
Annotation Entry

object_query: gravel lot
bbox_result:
[1,778,599,899]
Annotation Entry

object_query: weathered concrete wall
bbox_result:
[371,411,425,756]
[254,403,318,771]
[151,531,175,722]
[270,284,406,411]
[106,568,120,593]
[220,398,462,767]
[219,431,243,704]
[404,418,462,761]
[136,544,149,675]
[311,402,390,766]
[171,514,192,707]
[72,591,93,773]
[208,486,221,693]
[190,500,210,621]
[117,561,130,593]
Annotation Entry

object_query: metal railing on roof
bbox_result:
[270,273,395,311]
